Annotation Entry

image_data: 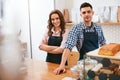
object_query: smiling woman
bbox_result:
[39,9,69,64]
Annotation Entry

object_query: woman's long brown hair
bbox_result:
[47,9,65,36]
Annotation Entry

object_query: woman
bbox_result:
[39,10,69,64]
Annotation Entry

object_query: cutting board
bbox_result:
[86,48,120,60]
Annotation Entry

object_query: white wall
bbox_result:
[2,0,54,61]
[29,0,54,60]
[101,24,120,44]
[67,0,120,9]
[3,0,29,41]
[3,0,31,57]
[55,0,65,11]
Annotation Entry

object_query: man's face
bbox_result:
[80,7,94,22]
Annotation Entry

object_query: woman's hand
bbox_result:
[53,65,66,75]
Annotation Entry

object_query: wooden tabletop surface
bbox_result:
[24,59,73,80]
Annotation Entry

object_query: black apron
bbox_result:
[46,33,63,64]
[80,27,99,59]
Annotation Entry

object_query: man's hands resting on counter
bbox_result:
[53,65,66,75]
[53,48,71,75]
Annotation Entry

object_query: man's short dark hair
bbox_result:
[80,2,93,10]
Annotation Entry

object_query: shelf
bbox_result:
[65,22,120,29]
[66,22,75,26]
[97,22,120,25]
[65,22,75,29]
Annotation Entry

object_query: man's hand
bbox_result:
[53,65,66,75]
[53,48,70,75]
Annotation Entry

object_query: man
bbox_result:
[54,2,106,75]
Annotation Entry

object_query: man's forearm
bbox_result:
[60,48,71,66]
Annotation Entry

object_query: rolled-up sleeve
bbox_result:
[39,29,49,45]
[60,29,69,49]
[99,29,106,46]
[96,24,106,46]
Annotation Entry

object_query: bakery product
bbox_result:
[98,43,120,56]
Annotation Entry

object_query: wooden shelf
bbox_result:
[65,22,120,29]
[66,22,75,26]
[65,22,75,29]
[97,22,120,25]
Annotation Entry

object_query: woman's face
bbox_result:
[51,13,60,28]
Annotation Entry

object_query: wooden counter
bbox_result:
[25,59,73,80]
[1,59,75,80]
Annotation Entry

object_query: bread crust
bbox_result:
[98,43,120,56]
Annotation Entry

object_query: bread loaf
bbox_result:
[99,68,113,74]
[98,43,120,56]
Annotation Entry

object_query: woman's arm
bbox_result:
[39,39,63,54]
[47,29,69,54]
[39,44,58,52]
[39,29,67,54]
[47,47,63,54]
[39,29,58,52]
